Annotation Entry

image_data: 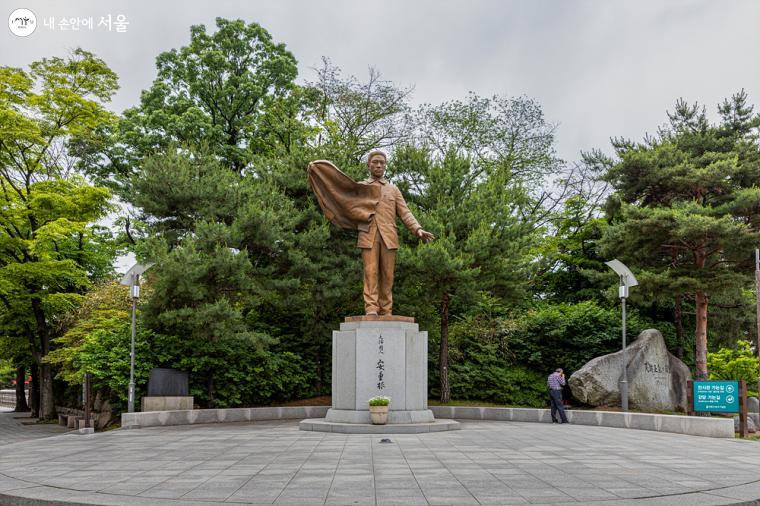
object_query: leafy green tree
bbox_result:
[81,17,305,195]
[0,359,13,387]
[45,282,152,415]
[0,331,30,411]
[0,49,118,418]
[389,94,561,402]
[394,147,536,402]
[601,92,760,379]
[534,195,609,303]
[90,20,425,399]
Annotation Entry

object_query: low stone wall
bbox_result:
[121,406,329,429]
[430,406,735,438]
[122,404,734,438]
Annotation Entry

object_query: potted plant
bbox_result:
[368,395,390,425]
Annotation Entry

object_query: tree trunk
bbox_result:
[14,365,29,412]
[40,363,55,420]
[31,297,56,420]
[695,289,709,380]
[29,362,39,418]
[315,350,322,396]
[439,292,450,403]
[674,294,684,360]
[207,376,215,408]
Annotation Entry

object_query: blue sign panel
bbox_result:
[693,380,740,413]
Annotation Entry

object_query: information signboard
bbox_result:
[692,380,740,413]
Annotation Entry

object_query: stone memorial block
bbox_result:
[147,368,188,396]
[142,368,192,412]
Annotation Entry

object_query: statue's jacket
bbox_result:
[307,160,421,250]
[356,177,420,250]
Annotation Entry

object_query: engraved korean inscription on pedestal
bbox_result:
[356,327,406,410]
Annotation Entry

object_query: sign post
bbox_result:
[689,379,747,437]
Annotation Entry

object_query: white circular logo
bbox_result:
[726,395,735,404]
[8,8,36,37]
[726,385,735,394]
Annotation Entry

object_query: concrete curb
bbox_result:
[120,405,329,429]
[429,406,735,438]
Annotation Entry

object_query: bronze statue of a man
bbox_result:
[307,150,434,315]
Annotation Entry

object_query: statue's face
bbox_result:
[368,155,386,179]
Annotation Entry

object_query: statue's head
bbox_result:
[367,150,387,179]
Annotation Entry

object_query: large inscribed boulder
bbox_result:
[569,329,691,411]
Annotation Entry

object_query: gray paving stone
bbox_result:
[2,418,760,505]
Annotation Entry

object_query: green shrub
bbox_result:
[148,331,312,408]
[449,363,548,407]
[428,317,548,407]
[0,360,14,389]
[46,282,313,412]
[505,301,675,374]
[708,340,759,387]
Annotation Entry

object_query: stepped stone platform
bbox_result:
[300,417,460,433]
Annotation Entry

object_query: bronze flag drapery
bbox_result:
[307,160,380,232]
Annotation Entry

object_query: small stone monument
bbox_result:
[141,368,193,412]
[569,329,691,411]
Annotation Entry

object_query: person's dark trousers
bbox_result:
[549,389,568,423]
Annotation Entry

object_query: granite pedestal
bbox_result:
[300,315,459,433]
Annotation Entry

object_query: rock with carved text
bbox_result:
[569,329,691,411]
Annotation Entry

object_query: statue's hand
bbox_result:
[416,229,435,242]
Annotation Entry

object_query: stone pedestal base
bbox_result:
[141,396,193,412]
[331,316,428,413]
[300,418,460,434]
[325,408,435,424]
[300,316,449,433]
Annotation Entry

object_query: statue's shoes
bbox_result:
[366,311,378,316]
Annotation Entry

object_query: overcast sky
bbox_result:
[4,0,760,164]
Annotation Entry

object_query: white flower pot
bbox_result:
[369,405,389,424]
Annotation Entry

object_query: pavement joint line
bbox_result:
[390,436,430,506]
[410,429,486,504]
[128,432,231,499]
[370,430,379,506]
[322,433,349,504]
[174,427,263,501]
[240,426,326,504]
[439,424,567,502]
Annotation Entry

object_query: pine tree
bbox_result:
[602,91,760,379]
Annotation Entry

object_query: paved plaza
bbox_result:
[0,407,69,446]
[2,415,760,505]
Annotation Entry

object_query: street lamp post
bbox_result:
[128,272,139,413]
[120,263,153,413]
[605,259,638,412]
